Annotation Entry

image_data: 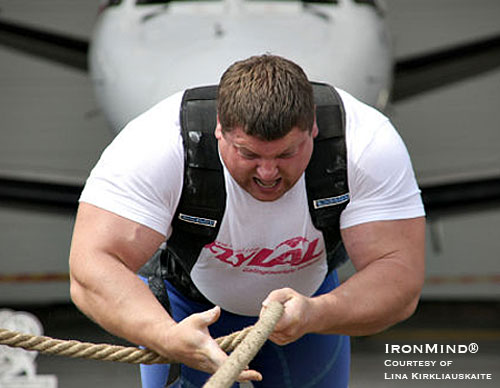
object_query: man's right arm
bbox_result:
[69,202,172,346]
[69,202,261,381]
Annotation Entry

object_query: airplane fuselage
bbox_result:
[89,0,392,132]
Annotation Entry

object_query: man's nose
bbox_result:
[256,160,279,180]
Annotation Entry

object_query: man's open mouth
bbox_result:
[254,177,281,189]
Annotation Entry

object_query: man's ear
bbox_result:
[312,107,319,138]
[215,115,223,140]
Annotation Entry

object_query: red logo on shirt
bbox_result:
[204,237,324,274]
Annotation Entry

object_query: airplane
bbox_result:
[1,0,500,304]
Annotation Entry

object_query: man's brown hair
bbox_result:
[217,55,314,141]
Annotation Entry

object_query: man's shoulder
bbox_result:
[334,88,391,150]
[335,88,388,123]
[138,90,185,123]
[96,90,185,170]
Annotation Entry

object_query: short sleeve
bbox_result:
[338,90,425,229]
[79,92,185,237]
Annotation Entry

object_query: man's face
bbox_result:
[215,121,318,202]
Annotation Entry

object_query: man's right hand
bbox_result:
[160,306,262,382]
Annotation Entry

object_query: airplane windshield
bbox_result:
[136,0,172,4]
[134,0,339,3]
[104,0,122,6]
[136,0,223,3]
[247,0,339,3]
[353,0,377,6]
[133,0,341,3]
[301,0,338,3]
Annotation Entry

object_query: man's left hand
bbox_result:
[261,288,314,345]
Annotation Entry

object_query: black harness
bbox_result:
[141,82,350,305]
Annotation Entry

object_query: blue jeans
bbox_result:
[139,272,350,388]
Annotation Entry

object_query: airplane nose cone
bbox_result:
[154,15,332,100]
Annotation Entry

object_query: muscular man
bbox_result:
[69,54,425,387]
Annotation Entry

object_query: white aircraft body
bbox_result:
[1,0,500,304]
[90,0,391,132]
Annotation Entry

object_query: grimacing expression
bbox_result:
[215,121,318,202]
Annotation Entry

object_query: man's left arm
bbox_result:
[262,216,425,345]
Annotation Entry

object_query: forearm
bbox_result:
[310,256,423,336]
[70,250,174,353]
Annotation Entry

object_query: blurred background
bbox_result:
[1,0,499,386]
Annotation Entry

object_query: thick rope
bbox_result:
[0,302,283,369]
[203,301,284,388]
[0,325,250,365]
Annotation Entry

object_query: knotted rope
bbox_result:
[0,301,284,387]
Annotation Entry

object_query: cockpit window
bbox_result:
[136,0,222,3]
[354,0,377,6]
[104,0,122,6]
[354,0,385,13]
[136,0,170,4]
[245,0,338,3]
[134,0,337,3]
[246,0,338,3]
[302,0,338,4]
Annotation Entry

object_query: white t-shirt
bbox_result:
[80,88,425,316]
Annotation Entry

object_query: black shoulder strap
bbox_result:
[306,83,350,271]
[166,86,226,275]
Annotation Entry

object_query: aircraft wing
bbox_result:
[421,177,500,217]
[0,177,80,213]
[0,18,88,71]
[392,33,500,102]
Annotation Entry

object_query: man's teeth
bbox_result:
[255,178,279,188]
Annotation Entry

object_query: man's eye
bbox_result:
[240,151,257,159]
[279,152,295,159]
[238,149,258,159]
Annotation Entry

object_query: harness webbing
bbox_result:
[151,82,349,304]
